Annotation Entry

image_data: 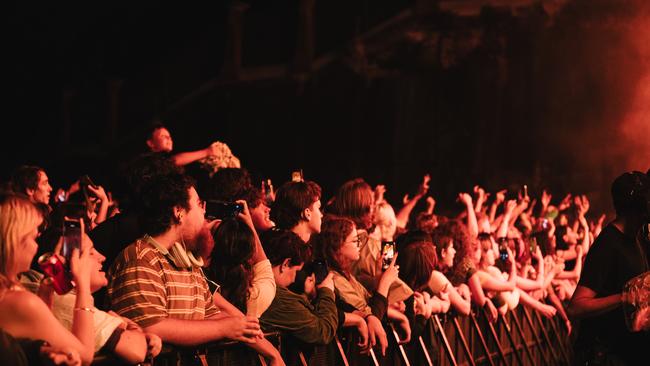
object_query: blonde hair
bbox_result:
[374,201,397,241]
[0,194,42,291]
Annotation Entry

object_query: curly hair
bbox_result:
[117,152,181,212]
[311,215,355,276]
[204,168,253,202]
[270,181,321,230]
[207,217,254,313]
[327,178,374,231]
[140,173,194,236]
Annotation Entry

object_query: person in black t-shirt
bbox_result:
[568,171,650,365]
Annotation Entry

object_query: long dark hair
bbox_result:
[208,218,254,312]
[397,241,438,292]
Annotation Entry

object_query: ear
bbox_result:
[302,207,312,221]
[281,258,292,273]
[25,188,35,198]
[173,206,184,223]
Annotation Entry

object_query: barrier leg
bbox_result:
[509,310,536,365]
[543,312,570,365]
[433,314,458,366]
[498,313,524,366]
[389,323,411,366]
[529,308,559,365]
[417,336,434,366]
[481,307,508,365]
[334,335,351,366]
[452,316,476,366]
[469,313,496,366]
[520,307,550,366]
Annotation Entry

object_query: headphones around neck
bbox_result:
[144,235,204,269]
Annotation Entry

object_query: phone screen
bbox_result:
[312,260,329,284]
[291,169,304,182]
[498,244,509,262]
[529,237,538,253]
[381,241,395,270]
[62,219,81,265]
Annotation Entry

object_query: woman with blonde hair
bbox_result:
[0,193,95,365]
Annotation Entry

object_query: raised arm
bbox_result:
[459,193,478,238]
[396,174,430,229]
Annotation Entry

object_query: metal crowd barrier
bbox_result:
[92,306,571,366]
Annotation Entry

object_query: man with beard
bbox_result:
[106,172,263,352]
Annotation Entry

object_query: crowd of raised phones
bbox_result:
[0,130,625,366]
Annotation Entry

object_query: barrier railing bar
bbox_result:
[527,307,559,365]
[297,351,308,366]
[452,316,476,366]
[544,313,570,365]
[498,313,524,366]
[469,313,496,366]
[258,354,269,366]
[369,348,380,366]
[480,307,508,365]
[418,336,434,366]
[509,310,536,365]
[520,306,550,366]
[334,335,351,366]
[389,323,411,366]
[433,314,459,366]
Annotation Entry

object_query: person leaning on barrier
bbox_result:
[568,171,650,365]
[21,231,162,364]
[313,216,402,356]
[106,172,263,347]
[259,229,338,345]
[0,193,94,365]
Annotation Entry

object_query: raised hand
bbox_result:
[558,194,572,211]
[417,174,431,197]
[541,190,552,208]
[495,189,507,205]
[374,185,386,204]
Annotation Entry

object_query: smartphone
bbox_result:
[529,237,538,253]
[523,184,528,197]
[291,169,304,183]
[542,218,549,230]
[204,200,244,220]
[312,260,329,284]
[262,179,274,203]
[80,175,96,191]
[61,219,82,265]
[381,241,395,270]
[38,253,74,295]
[499,243,509,262]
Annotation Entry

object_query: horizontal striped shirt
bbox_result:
[107,238,218,327]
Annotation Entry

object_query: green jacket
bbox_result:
[260,286,338,345]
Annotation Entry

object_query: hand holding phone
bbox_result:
[205,200,244,220]
[62,218,82,266]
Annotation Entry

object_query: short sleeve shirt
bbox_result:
[575,224,650,361]
[107,238,219,327]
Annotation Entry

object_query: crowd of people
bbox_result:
[0,124,648,366]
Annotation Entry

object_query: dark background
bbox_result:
[4,0,650,218]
